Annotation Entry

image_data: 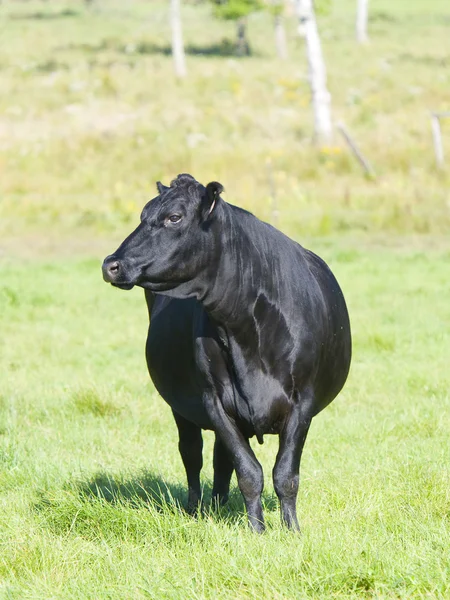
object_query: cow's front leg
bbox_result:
[212,434,234,507]
[204,396,265,533]
[272,399,312,531]
[172,410,203,514]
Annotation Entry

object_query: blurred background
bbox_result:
[1,0,449,253]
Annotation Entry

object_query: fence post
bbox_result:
[431,113,445,168]
[336,122,375,178]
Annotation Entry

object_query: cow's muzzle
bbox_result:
[102,256,135,290]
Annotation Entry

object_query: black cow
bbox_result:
[102,174,351,532]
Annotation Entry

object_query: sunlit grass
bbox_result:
[0,242,449,598]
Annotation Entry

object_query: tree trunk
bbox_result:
[274,14,288,60]
[356,0,369,43]
[236,17,250,56]
[293,0,307,38]
[170,0,187,78]
[302,0,332,145]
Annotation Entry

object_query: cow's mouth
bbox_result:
[111,282,135,291]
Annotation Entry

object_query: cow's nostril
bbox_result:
[102,258,121,283]
[108,261,120,275]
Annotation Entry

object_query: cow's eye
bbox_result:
[168,214,182,224]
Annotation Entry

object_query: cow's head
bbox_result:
[102,174,224,294]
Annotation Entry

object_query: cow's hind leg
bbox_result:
[172,410,203,514]
[212,434,234,507]
[272,398,312,531]
[203,396,265,532]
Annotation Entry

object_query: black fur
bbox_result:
[103,174,351,532]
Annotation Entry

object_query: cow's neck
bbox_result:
[200,203,285,331]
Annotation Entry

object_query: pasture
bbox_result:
[0,0,449,597]
[1,243,449,598]
[1,0,450,244]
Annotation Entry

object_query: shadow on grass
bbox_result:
[370,11,398,23]
[9,10,80,21]
[186,40,251,57]
[34,470,279,539]
[77,471,188,510]
[60,39,253,58]
[34,471,278,541]
[397,52,449,67]
[77,470,278,518]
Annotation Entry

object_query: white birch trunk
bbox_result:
[274,14,288,60]
[170,0,186,78]
[303,0,332,145]
[356,0,369,43]
[293,0,307,38]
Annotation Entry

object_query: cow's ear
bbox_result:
[156,181,169,195]
[202,181,224,220]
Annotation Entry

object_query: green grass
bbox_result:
[1,241,449,598]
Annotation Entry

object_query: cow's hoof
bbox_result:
[186,501,203,517]
[211,493,229,509]
[249,519,266,534]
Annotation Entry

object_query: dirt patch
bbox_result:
[0,102,145,150]
[0,234,115,261]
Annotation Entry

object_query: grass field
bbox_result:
[1,241,449,598]
[1,0,450,597]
